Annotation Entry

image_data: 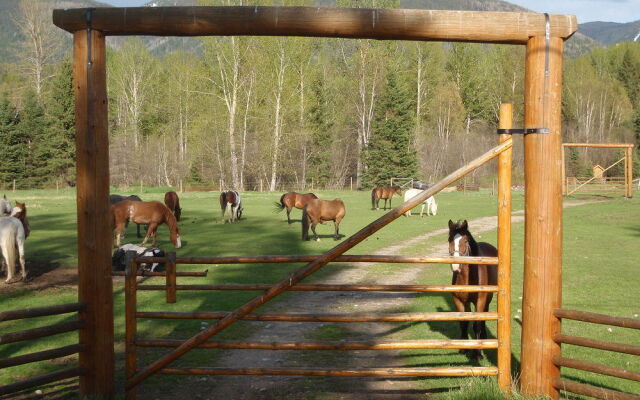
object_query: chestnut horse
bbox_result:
[164,191,182,221]
[302,199,346,241]
[110,194,144,238]
[10,201,30,238]
[111,200,181,248]
[371,185,402,210]
[274,192,318,224]
[220,190,243,223]
[448,219,497,361]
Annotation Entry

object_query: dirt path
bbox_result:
[146,200,597,400]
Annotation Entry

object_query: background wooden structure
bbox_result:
[52,6,578,399]
[561,143,634,198]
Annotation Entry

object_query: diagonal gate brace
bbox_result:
[126,138,513,391]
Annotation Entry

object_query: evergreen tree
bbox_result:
[46,60,76,186]
[362,71,417,187]
[308,73,333,187]
[0,95,24,188]
[18,92,50,188]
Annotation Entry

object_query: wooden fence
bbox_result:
[552,309,640,400]
[0,303,85,396]
[124,251,508,399]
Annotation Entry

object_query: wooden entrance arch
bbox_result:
[53,6,577,399]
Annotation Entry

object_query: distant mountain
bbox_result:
[0,0,112,64]
[579,20,640,45]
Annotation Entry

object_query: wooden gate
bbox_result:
[120,106,514,399]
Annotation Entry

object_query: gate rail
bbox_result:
[552,308,640,400]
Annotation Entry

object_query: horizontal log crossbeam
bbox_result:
[0,367,83,397]
[0,303,85,322]
[554,333,640,356]
[137,284,498,293]
[554,378,640,400]
[134,254,499,265]
[112,270,208,277]
[136,338,498,351]
[160,366,498,377]
[554,309,640,330]
[553,356,640,383]
[52,7,577,45]
[136,311,497,322]
[0,344,84,370]
[0,320,84,345]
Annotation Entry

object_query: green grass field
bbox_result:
[1,187,638,399]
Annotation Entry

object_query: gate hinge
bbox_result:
[497,128,549,135]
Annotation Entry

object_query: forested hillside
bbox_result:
[1,0,638,191]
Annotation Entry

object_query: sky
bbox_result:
[104,0,640,24]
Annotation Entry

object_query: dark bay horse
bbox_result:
[110,194,144,237]
[448,219,497,361]
[220,190,243,223]
[302,199,346,241]
[164,191,182,221]
[111,200,181,248]
[371,185,402,210]
[274,192,318,224]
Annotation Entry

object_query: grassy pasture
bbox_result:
[0,187,638,398]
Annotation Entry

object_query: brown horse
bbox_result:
[111,200,181,248]
[371,185,402,210]
[302,199,346,241]
[164,191,182,221]
[448,219,497,361]
[274,192,318,224]
[110,194,144,238]
[10,201,30,239]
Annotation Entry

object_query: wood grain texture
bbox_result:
[136,284,499,293]
[0,303,84,322]
[73,29,114,398]
[554,309,640,329]
[554,378,640,400]
[554,333,640,356]
[520,36,564,399]
[160,366,499,377]
[497,103,513,391]
[53,7,577,44]
[553,356,640,382]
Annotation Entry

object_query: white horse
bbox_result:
[403,188,438,217]
[1,195,12,215]
[0,216,26,283]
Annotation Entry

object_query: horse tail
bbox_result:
[1,222,17,278]
[431,198,438,216]
[273,194,286,213]
[301,206,309,240]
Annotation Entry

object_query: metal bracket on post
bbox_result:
[85,8,95,66]
[497,128,549,135]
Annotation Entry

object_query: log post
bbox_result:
[625,146,633,198]
[125,251,138,400]
[166,252,177,303]
[497,104,512,391]
[520,35,564,398]
[73,28,114,398]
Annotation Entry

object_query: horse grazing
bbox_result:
[164,191,182,221]
[371,185,402,210]
[448,219,497,361]
[403,188,438,217]
[220,190,243,223]
[110,194,144,238]
[0,216,26,283]
[111,200,181,249]
[274,192,318,224]
[302,199,346,241]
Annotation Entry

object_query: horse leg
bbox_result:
[471,296,490,361]
[115,223,125,248]
[286,207,292,224]
[333,220,340,240]
[419,203,425,217]
[1,243,13,283]
[311,221,320,241]
[17,240,26,281]
[452,296,471,354]
[141,223,156,247]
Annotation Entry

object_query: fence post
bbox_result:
[520,35,564,399]
[125,250,138,400]
[73,28,114,398]
[497,104,513,391]
[166,252,177,304]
